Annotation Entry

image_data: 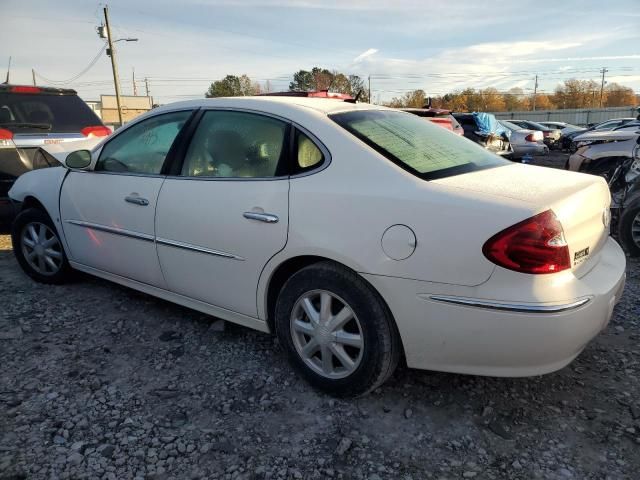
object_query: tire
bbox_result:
[619,202,640,257]
[11,208,74,284]
[274,261,401,397]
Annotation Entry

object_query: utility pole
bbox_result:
[104,6,123,126]
[4,56,11,83]
[532,74,538,111]
[144,77,150,97]
[368,75,371,104]
[132,67,137,96]
[599,67,608,108]
[32,68,36,86]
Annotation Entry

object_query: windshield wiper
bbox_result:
[0,122,52,130]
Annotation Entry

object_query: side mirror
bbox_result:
[65,150,92,169]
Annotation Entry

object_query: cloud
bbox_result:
[353,49,378,63]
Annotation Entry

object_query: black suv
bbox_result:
[0,85,109,227]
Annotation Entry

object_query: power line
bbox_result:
[34,43,107,85]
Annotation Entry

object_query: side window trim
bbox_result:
[169,107,293,181]
[94,108,196,177]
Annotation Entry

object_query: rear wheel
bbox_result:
[11,208,73,284]
[275,261,401,397]
[619,202,640,257]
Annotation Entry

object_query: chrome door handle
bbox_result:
[125,195,149,206]
[243,212,279,223]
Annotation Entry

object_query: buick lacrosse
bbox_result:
[9,97,626,396]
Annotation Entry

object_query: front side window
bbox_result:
[331,110,507,180]
[181,110,288,178]
[96,110,191,174]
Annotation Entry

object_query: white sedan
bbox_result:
[9,97,626,396]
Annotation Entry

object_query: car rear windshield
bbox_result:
[330,110,508,180]
[0,93,102,134]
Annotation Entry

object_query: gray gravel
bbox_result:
[1,153,639,480]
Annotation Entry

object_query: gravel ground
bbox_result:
[1,152,639,480]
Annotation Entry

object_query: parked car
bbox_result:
[0,84,109,227]
[537,121,583,132]
[402,108,464,135]
[562,118,637,152]
[566,129,640,256]
[452,112,512,155]
[508,120,561,149]
[499,120,548,159]
[9,97,625,396]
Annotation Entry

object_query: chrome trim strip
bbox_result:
[65,220,154,242]
[427,295,591,313]
[156,237,245,261]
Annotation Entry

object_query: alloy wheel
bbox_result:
[290,289,364,379]
[632,211,640,247]
[21,222,63,276]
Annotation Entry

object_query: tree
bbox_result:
[552,79,599,109]
[504,88,526,111]
[604,83,636,107]
[386,89,427,108]
[205,74,261,98]
[288,67,369,102]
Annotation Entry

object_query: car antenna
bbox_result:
[344,89,363,104]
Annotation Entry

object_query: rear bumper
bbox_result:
[512,143,548,158]
[362,237,626,377]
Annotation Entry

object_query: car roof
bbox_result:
[153,96,385,116]
[0,84,78,96]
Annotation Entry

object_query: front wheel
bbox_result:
[275,261,401,397]
[619,202,640,257]
[11,208,74,284]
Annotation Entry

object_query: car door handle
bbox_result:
[243,212,279,223]
[125,195,149,206]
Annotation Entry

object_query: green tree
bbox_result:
[288,67,369,102]
[205,74,260,98]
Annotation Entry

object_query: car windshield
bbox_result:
[330,110,508,180]
[0,93,102,134]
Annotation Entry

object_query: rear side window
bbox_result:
[331,110,507,180]
[295,130,324,171]
[0,93,102,134]
[181,110,288,178]
[97,111,191,175]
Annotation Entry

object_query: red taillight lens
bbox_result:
[482,210,570,274]
[81,125,111,137]
[524,133,535,142]
[11,86,41,94]
[0,128,13,140]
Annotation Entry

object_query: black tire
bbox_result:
[11,208,74,284]
[275,261,401,397]
[619,202,640,257]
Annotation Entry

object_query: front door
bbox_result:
[60,110,193,286]
[155,109,290,317]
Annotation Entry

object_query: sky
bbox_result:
[2,0,639,104]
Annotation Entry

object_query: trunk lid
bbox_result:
[433,163,611,276]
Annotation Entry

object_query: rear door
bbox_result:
[60,110,193,287]
[155,109,294,317]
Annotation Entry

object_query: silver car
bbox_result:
[500,120,548,159]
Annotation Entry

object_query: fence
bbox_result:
[491,106,638,126]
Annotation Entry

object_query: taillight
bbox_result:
[0,128,13,140]
[524,133,535,142]
[11,86,41,94]
[81,125,111,137]
[482,210,570,274]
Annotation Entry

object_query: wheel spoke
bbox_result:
[301,338,319,358]
[301,297,319,325]
[334,330,363,348]
[320,345,333,374]
[23,237,35,248]
[43,236,59,248]
[292,319,314,336]
[38,224,46,242]
[26,250,37,261]
[28,225,38,243]
[327,306,353,332]
[319,292,332,323]
[37,255,46,272]
[44,256,58,270]
[45,249,62,259]
[329,343,355,370]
